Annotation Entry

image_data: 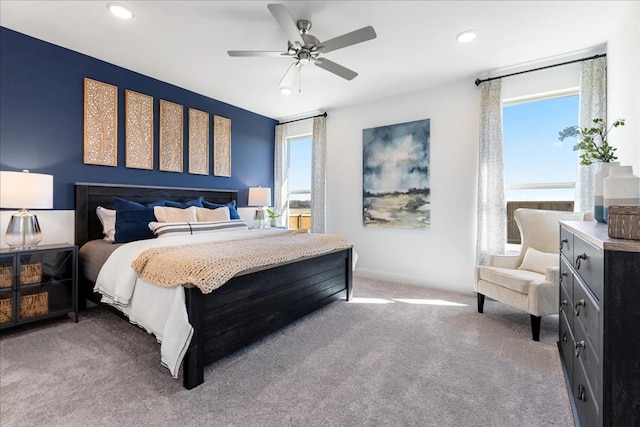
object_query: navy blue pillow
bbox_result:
[162,197,204,208]
[202,199,240,220]
[114,197,157,243]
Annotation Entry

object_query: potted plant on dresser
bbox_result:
[558,117,625,223]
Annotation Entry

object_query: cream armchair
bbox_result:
[475,208,592,341]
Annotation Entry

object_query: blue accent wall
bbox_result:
[0,27,277,209]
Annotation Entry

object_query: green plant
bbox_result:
[266,208,281,221]
[558,118,625,166]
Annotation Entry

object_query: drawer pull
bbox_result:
[576,384,586,402]
[575,253,587,269]
[574,299,585,316]
[561,332,567,343]
[560,299,568,312]
[559,238,569,251]
[575,340,585,357]
[560,270,568,286]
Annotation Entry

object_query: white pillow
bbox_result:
[148,219,249,238]
[153,206,198,223]
[517,247,558,274]
[96,206,116,242]
[196,206,230,222]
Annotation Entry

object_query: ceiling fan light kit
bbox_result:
[456,30,477,43]
[228,3,376,91]
[107,2,134,20]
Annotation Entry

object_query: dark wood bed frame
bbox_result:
[75,183,353,389]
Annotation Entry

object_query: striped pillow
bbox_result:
[148,219,248,238]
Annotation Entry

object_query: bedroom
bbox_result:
[1,1,639,426]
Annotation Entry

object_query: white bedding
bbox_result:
[94,227,290,378]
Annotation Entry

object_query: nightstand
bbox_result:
[0,243,77,329]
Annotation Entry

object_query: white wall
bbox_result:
[326,81,480,294]
[606,1,640,172]
[0,210,74,249]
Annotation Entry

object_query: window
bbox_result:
[503,92,579,202]
[287,135,312,229]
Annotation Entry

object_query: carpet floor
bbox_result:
[0,277,573,427]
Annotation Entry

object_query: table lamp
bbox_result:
[0,170,53,249]
[248,187,271,229]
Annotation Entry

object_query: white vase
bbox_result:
[593,161,620,223]
[603,165,640,223]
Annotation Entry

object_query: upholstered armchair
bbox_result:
[475,208,592,341]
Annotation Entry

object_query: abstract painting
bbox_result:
[213,115,231,177]
[159,100,183,172]
[188,108,209,175]
[363,118,431,229]
[83,78,117,166]
[125,90,153,169]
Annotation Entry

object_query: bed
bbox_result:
[75,183,353,389]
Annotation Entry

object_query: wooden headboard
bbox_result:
[75,182,238,247]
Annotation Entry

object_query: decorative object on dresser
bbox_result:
[83,77,118,166]
[558,118,626,223]
[475,209,591,341]
[248,187,271,229]
[558,221,640,427]
[0,243,77,328]
[0,170,53,249]
[602,165,639,222]
[607,205,640,240]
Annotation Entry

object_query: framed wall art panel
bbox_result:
[159,99,184,172]
[362,118,431,229]
[188,108,209,175]
[213,115,231,177]
[125,90,154,170]
[83,77,118,166]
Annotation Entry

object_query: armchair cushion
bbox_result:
[477,266,545,294]
[517,247,558,275]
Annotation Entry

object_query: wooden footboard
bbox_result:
[183,248,352,389]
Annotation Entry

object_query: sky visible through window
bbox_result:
[503,94,579,201]
[288,136,312,203]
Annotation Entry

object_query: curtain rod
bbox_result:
[474,53,606,86]
[278,112,327,125]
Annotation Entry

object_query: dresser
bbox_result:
[558,221,640,427]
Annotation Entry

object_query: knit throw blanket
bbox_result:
[131,230,352,294]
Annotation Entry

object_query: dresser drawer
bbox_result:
[560,226,574,261]
[573,276,601,356]
[560,256,573,305]
[559,270,573,329]
[573,236,603,301]
[573,312,600,403]
[574,357,600,427]
[559,309,574,379]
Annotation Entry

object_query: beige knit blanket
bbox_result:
[131,230,352,293]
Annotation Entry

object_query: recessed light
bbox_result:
[280,87,292,95]
[108,3,134,20]
[456,30,477,43]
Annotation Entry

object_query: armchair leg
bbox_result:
[530,315,541,341]
[477,293,485,313]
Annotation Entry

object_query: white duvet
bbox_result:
[94,227,290,378]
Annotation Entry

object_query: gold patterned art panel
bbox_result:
[213,115,231,177]
[159,100,184,172]
[83,78,118,166]
[125,90,154,170]
[188,108,209,175]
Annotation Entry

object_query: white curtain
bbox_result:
[273,123,288,225]
[476,79,506,265]
[311,115,327,233]
[575,56,607,212]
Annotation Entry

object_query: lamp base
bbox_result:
[5,210,42,250]
[253,207,267,229]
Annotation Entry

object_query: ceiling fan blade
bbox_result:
[280,62,300,87]
[267,4,304,44]
[319,26,377,53]
[313,58,358,80]
[227,50,290,57]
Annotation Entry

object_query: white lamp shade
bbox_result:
[248,187,271,207]
[0,170,53,209]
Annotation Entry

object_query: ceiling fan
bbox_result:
[227,4,377,90]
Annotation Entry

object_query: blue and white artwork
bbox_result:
[363,118,430,229]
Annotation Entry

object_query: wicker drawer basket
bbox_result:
[0,298,11,324]
[20,292,48,319]
[608,205,640,240]
[0,263,42,288]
